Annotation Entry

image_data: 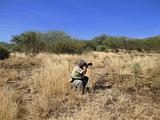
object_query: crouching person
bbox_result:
[70,59,91,94]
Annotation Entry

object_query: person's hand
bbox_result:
[83,66,87,74]
[83,65,87,69]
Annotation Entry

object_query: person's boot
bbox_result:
[82,87,91,94]
[86,87,91,93]
[82,87,85,95]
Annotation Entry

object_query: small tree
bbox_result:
[44,30,71,52]
[11,31,45,56]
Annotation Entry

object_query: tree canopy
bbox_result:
[1,30,160,55]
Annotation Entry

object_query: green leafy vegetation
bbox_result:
[0,47,10,60]
[1,30,160,55]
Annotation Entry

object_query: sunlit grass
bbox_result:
[0,52,160,120]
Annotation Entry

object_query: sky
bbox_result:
[0,0,160,42]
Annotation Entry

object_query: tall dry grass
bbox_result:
[0,52,160,120]
[0,88,18,120]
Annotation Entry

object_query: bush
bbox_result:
[96,45,108,51]
[0,47,10,60]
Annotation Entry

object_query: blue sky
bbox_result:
[0,0,160,42]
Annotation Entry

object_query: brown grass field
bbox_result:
[0,52,160,120]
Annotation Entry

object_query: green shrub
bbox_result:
[11,31,46,56]
[0,47,10,60]
[96,45,107,51]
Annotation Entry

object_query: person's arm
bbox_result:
[82,66,87,75]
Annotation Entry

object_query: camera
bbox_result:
[86,62,93,67]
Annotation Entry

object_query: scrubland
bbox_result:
[0,52,160,120]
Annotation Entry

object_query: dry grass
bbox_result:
[0,52,160,120]
[0,88,18,120]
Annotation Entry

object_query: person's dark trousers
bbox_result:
[82,76,89,94]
